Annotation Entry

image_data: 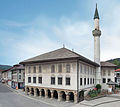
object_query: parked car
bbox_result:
[1,79,5,83]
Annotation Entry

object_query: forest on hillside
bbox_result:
[108,58,120,69]
[0,65,12,70]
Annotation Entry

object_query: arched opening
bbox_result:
[36,88,40,96]
[69,92,74,102]
[79,90,84,102]
[26,87,29,95]
[61,91,66,101]
[48,90,51,98]
[31,88,34,96]
[53,90,58,99]
[41,89,45,97]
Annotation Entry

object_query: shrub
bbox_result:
[96,84,101,90]
[88,89,98,98]
[97,89,101,94]
[90,92,97,98]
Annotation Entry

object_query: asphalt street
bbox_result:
[0,83,53,107]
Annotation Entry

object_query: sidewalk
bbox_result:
[5,84,120,107]
[5,85,74,107]
[16,89,120,107]
[72,94,120,107]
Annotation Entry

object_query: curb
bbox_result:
[93,99,120,107]
[80,98,120,107]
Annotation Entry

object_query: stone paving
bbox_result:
[72,93,120,107]
[12,88,75,107]
[6,84,120,107]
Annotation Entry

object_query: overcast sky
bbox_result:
[0,0,120,65]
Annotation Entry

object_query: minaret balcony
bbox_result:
[92,29,101,36]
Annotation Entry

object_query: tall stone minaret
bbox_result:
[92,4,101,84]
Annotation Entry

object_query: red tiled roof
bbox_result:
[0,70,3,72]
[115,69,120,72]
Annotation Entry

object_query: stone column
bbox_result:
[29,88,32,96]
[51,90,54,99]
[25,87,28,95]
[34,88,37,97]
[66,92,69,102]
[39,89,42,97]
[58,91,62,101]
[74,92,78,103]
[45,89,48,98]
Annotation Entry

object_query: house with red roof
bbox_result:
[115,69,120,85]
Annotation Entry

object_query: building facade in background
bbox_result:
[115,69,120,85]
[1,64,25,89]
[11,64,25,89]
[1,68,13,87]
[101,62,117,89]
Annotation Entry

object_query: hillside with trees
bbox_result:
[0,65,12,70]
[107,58,120,68]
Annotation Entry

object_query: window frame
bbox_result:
[58,64,62,73]
[28,66,31,73]
[39,66,42,73]
[33,66,36,73]
[90,78,92,84]
[51,65,55,73]
[38,77,42,84]
[108,70,111,76]
[51,77,55,85]
[84,78,86,85]
[87,78,89,85]
[19,75,21,79]
[103,78,106,83]
[33,77,36,83]
[28,77,31,83]
[93,78,94,84]
[107,78,111,82]
[66,64,70,73]
[66,77,70,85]
[58,77,62,85]
[80,78,82,86]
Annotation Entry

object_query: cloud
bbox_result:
[100,2,120,61]
[0,16,93,65]
[53,17,91,46]
[1,0,120,65]
[0,20,28,28]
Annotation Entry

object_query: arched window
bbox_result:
[38,77,42,84]
[66,77,70,85]
[51,76,55,85]
[58,75,62,85]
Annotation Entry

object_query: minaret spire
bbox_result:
[94,3,99,19]
[93,3,100,30]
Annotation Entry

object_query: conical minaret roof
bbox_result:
[94,4,99,19]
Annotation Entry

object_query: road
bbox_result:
[0,83,53,107]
